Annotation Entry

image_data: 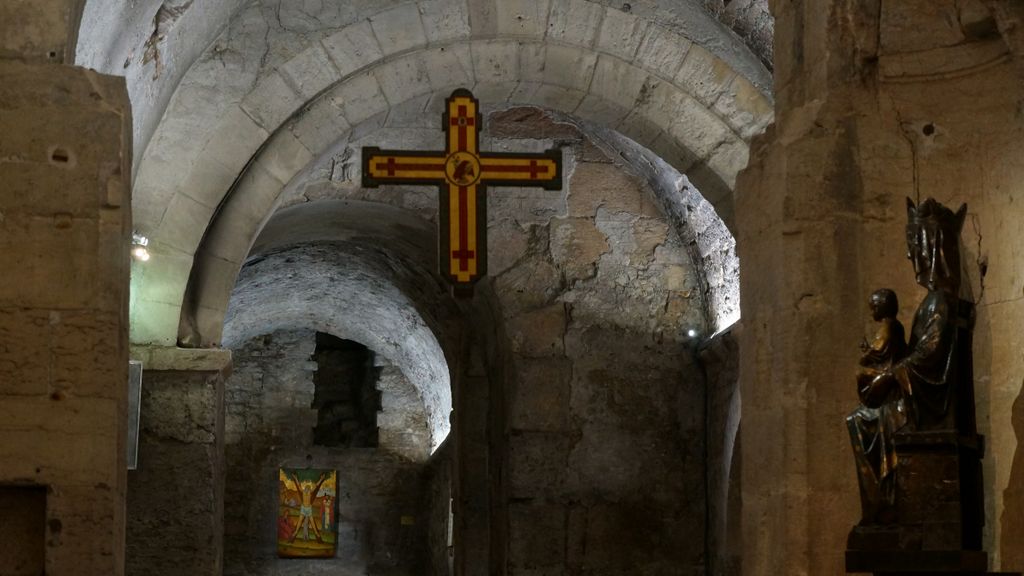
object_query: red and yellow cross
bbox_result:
[362,89,563,294]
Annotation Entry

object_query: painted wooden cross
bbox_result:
[362,89,563,295]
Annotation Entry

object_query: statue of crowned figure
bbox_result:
[845,199,997,574]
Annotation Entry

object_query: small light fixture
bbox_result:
[686,328,698,339]
[132,232,150,262]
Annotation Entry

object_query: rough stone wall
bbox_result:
[0,61,131,575]
[425,442,455,576]
[736,1,1024,573]
[223,243,455,451]
[126,368,226,576]
[222,329,434,576]
[481,114,709,575]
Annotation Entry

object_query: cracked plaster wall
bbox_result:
[286,108,739,333]
[274,110,715,574]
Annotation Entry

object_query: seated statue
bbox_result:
[848,198,968,525]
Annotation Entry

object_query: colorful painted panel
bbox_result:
[278,468,337,558]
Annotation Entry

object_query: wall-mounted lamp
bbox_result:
[132,232,150,262]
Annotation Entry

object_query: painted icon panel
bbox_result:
[277,468,337,558]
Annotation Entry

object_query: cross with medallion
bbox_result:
[362,89,563,295]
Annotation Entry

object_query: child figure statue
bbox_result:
[847,288,908,524]
[857,289,908,395]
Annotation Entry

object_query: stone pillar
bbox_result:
[126,347,230,576]
[0,60,131,575]
[454,338,498,576]
[701,332,742,576]
[738,1,1024,573]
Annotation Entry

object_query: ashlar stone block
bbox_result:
[370,4,428,55]
[278,43,341,100]
[240,71,304,130]
[190,253,244,329]
[385,94,435,129]
[129,298,182,347]
[201,105,269,177]
[131,243,193,306]
[0,308,49,395]
[323,21,384,77]
[547,0,604,46]
[201,163,283,262]
[665,95,733,160]
[574,92,631,128]
[179,157,241,213]
[713,75,774,141]
[648,131,700,174]
[0,213,101,311]
[330,73,388,125]
[51,311,122,399]
[673,43,737,109]
[615,108,662,149]
[595,6,648,61]
[634,25,691,79]
[588,55,647,110]
[543,44,598,92]
[508,503,567,569]
[375,56,432,106]
[509,358,573,431]
[422,44,474,91]
[705,136,748,189]
[472,40,520,85]
[289,98,351,154]
[419,0,471,43]
[505,304,567,357]
[508,432,572,498]
[496,0,552,39]
[511,82,585,113]
[155,192,214,254]
[517,42,546,84]
[255,130,314,186]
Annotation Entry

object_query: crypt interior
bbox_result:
[3,1,1024,575]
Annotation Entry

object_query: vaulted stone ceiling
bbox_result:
[75,0,774,348]
[221,201,457,450]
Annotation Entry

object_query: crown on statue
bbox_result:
[905,197,968,293]
[906,197,967,231]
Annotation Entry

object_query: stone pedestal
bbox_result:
[126,347,230,576]
[847,432,997,574]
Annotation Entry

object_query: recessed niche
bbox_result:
[48,147,75,168]
[0,485,47,575]
[311,333,381,447]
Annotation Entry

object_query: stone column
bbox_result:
[125,347,230,576]
[455,335,498,576]
[0,59,131,575]
[738,1,1024,573]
